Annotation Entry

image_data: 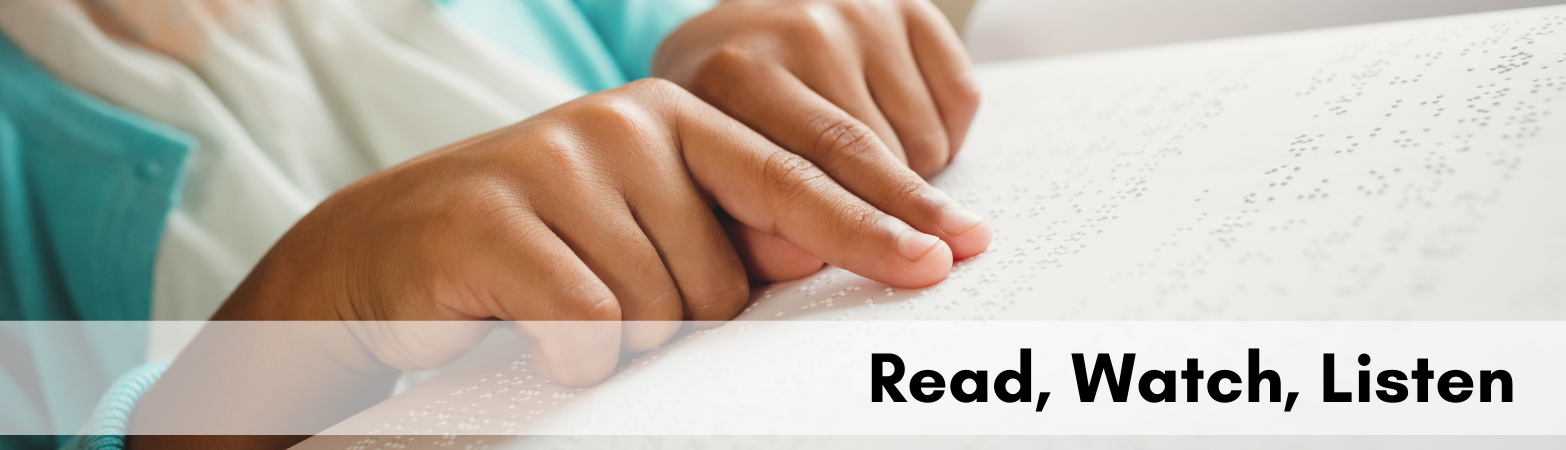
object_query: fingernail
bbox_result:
[896,229,941,262]
[937,207,985,236]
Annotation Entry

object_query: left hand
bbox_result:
[653,0,987,282]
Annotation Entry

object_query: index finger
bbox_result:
[695,69,992,260]
[656,86,954,287]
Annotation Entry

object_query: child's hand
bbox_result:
[132,78,989,449]
[133,79,977,449]
[652,0,988,281]
[208,79,964,386]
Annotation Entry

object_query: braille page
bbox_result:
[296,5,1566,448]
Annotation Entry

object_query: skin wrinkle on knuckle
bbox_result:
[759,151,830,233]
[884,175,932,214]
[812,114,882,167]
[832,204,890,268]
[843,203,885,236]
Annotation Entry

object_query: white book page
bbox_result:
[297,5,1566,449]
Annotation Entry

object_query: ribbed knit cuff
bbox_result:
[59,360,170,450]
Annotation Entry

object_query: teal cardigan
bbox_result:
[0,28,190,450]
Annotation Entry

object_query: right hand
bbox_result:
[209,79,985,385]
[654,0,992,283]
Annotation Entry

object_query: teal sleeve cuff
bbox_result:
[60,361,169,450]
[434,0,717,91]
[434,0,630,92]
[573,0,718,80]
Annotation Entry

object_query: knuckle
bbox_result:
[624,77,680,97]
[528,133,583,167]
[886,176,930,207]
[826,0,872,23]
[812,117,884,166]
[760,151,829,211]
[561,98,667,163]
[624,78,699,113]
[780,6,835,46]
[570,95,648,131]
[827,203,887,246]
[522,138,600,195]
[846,203,884,231]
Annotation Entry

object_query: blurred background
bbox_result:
[936,0,1563,61]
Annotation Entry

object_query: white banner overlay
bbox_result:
[321,321,1563,436]
[5,321,1562,436]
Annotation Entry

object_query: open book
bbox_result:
[297,4,1566,448]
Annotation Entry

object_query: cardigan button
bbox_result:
[136,161,163,179]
